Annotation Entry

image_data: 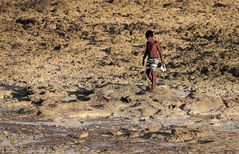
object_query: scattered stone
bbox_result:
[130,101,141,107]
[67,133,77,139]
[167,128,195,143]
[120,96,131,103]
[113,128,131,137]
[130,132,141,138]
[3,131,8,136]
[114,131,124,137]
[200,66,209,75]
[135,90,145,95]
[48,103,56,108]
[221,106,239,120]
[36,110,42,116]
[71,88,94,96]
[132,44,144,48]
[16,108,32,114]
[185,96,224,115]
[0,139,11,146]
[39,90,46,95]
[198,139,214,144]
[11,87,33,101]
[62,96,77,103]
[213,2,227,8]
[77,131,89,139]
[168,104,176,109]
[68,88,94,101]
[53,45,61,51]
[67,131,89,140]
[228,67,239,77]
[77,95,91,101]
[131,50,139,56]
[163,2,172,8]
[179,103,187,111]
[11,42,21,49]
[92,104,105,109]
[32,98,44,106]
[16,18,36,29]
[222,99,238,108]
[139,118,145,122]
[0,99,5,104]
[105,0,114,3]
[100,47,111,55]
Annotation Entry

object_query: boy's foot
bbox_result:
[146,86,151,91]
[151,84,157,90]
[150,86,155,91]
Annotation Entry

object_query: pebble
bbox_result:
[32,99,44,106]
[0,99,5,104]
[77,132,89,139]
[120,96,131,103]
[62,96,77,103]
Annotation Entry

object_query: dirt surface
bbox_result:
[0,0,239,153]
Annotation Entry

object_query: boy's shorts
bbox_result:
[146,59,159,70]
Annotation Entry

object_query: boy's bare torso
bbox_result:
[146,41,159,59]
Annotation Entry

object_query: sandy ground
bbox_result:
[0,0,239,153]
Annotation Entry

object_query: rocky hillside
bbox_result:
[0,0,239,153]
[1,0,238,91]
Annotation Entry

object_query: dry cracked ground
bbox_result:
[0,0,239,153]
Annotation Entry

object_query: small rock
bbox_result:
[32,99,44,106]
[100,47,111,55]
[115,131,123,137]
[12,86,33,101]
[53,45,61,51]
[228,67,239,77]
[111,128,132,137]
[131,50,139,56]
[39,90,46,95]
[120,96,131,103]
[16,108,29,114]
[200,66,209,75]
[105,0,114,3]
[3,131,8,135]
[71,88,94,96]
[77,132,89,139]
[67,133,77,138]
[0,99,5,104]
[62,96,77,103]
[130,132,141,138]
[77,95,91,101]
[16,18,36,29]
[36,110,42,116]
[151,134,161,140]
[139,118,145,122]
[213,2,227,8]
[132,44,144,48]
[168,104,176,109]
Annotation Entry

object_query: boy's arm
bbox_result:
[156,42,165,64]
[142,43,148,65]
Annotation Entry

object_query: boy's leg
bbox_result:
[146,69,152,82]
[151,70,155,90]
[152,71,157,89]
[151,71,155,90]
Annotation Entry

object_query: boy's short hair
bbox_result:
[145,30,154,38]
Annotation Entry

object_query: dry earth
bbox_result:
[0,0,239,153]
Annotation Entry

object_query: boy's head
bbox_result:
[145,30,154,42]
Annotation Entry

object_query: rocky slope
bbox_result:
[0,0,239,153]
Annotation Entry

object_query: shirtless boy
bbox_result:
[142,30,165,90]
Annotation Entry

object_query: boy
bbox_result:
[142,30,165,90]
